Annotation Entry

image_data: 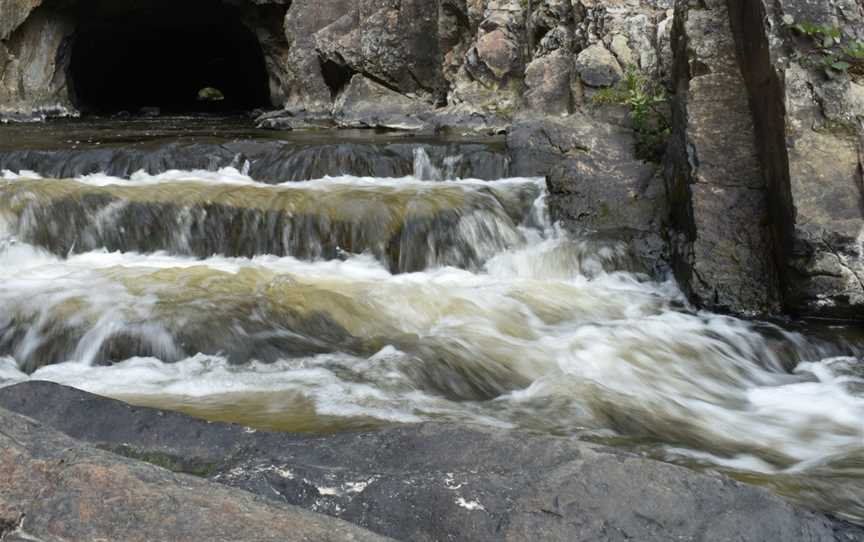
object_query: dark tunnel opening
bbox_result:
[68,0,271,115]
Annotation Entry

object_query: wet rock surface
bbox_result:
[1,381,860,542]
[508,115,669,275]
[0,178,538,272]
[0,401,389,542]
[0,119,509,181]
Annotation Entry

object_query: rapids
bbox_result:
[1,150,863,523]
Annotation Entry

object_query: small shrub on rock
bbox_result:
[592,66,670,163]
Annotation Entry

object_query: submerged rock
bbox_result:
[0,126,509,181]
[0,381,859,542]
[0,403,388,542]
[0,177,538,272]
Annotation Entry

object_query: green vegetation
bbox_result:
[592,66,671,163]
[103,444,218,477]
[787,21,864,78]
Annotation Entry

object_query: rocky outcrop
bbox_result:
[1,381,860,542]
[0,0,673,123]
[0,404,388,542]
[661,0,864,320]
[665,0,780,314]
[508,115,669,274]
[726,0,864,320]
[282,0,443,114]
[0,4,75,120]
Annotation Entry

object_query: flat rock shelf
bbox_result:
[1,382,862,542]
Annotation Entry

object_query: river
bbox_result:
[1,118,862,523]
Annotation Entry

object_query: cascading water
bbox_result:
[1,150,863,523]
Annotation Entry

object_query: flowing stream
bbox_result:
[1,135,863,523]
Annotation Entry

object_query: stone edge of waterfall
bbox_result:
[1,381,861,542]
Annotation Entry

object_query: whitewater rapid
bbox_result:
[1,160,863,521]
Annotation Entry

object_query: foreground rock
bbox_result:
[1,381,859,542]
[0,406,387,542]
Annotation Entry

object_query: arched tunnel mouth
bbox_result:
[68,0,272,115]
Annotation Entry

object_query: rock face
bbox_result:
[0,404,388,542]
[1,381,860,542]
[664,0,863,320]
[665,0,780,314]
[0,4,75,120]
[0,0,673,121]
[0,0,41,41]
[508,115,669,274]
[727,0,864,320]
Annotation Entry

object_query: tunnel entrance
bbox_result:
[68,0,271,115]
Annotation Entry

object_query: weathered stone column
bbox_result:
[666,0,780,315]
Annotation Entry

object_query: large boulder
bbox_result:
[664,0,781,315]
[280,0,444,115]
[314,0,444,102]
[332,74,433,130]
[523,51,573,115]
[0,405,388,542]
[575,42,624,88]
[508,115,669,275]
[2,381,858,542]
